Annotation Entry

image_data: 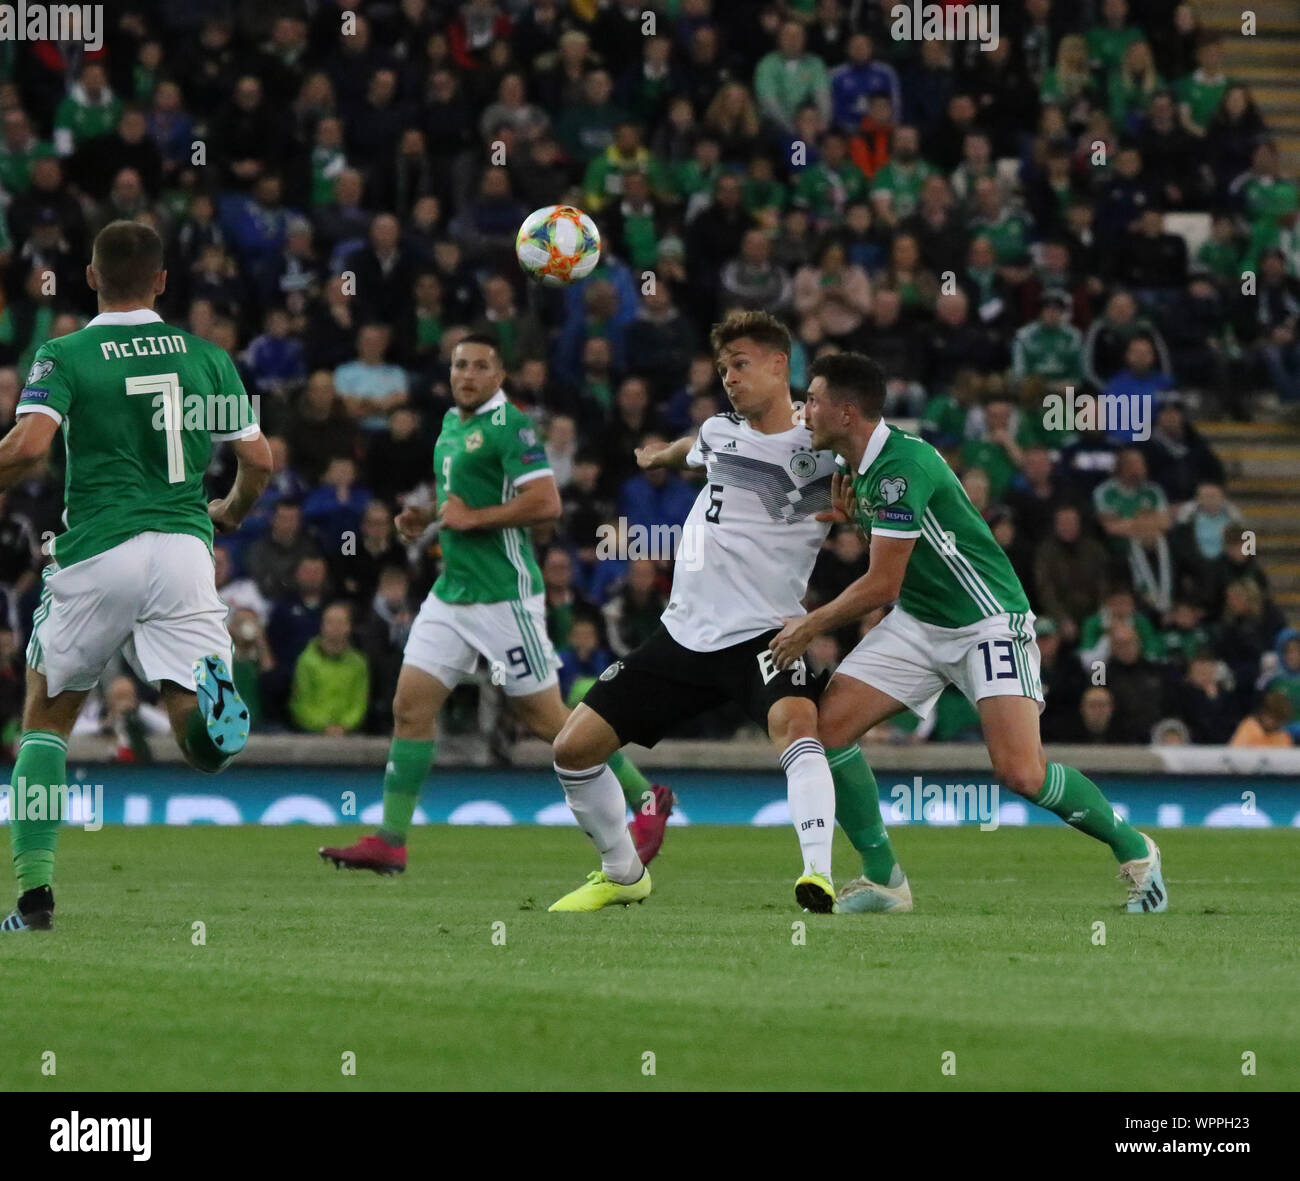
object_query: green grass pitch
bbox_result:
[2,825,1297,1091]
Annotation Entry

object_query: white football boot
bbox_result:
[1119,833,1168,913]
[836,866,913,914]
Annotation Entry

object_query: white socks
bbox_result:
[782,737,834,878]
[554,762,643,884]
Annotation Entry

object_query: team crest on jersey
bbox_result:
[878,476,908,505]
[26,359,53,385]
[789,451,817,478]
[599,660,623,682]
[465,430,484,452]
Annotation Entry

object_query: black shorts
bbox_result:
[580,624,823,748]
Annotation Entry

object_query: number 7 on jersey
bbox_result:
[125,373,184,483]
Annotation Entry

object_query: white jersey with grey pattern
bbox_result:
[663,411,837,652]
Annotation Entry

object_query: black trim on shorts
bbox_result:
[580,623,823,748]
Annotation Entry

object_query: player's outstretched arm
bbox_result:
[769,534,916,668]
[440,474,562,533]
[0,412,58,491]
[209,431,274,534]
[635,435,696,471]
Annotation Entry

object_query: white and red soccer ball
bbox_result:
[515,204,602,286]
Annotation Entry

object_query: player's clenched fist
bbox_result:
[208,498,240,534]
[438,492,478,532]
[394,503,433,542]
[635,442,668,469]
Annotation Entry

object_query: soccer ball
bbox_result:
[515,204,601,286]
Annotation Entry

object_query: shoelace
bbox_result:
[585,870,608,885]
[1117,864,1149,904]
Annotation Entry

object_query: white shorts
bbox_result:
[836,605,1043,719]
[402,592,558,698]
[28,532,232,696]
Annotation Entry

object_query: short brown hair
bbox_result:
[1260,688,1293,724]
[91,220,164,302]
[709,309,791,358]
[808,351,887,418]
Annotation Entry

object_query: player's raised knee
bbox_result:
[815,696,859,750]
[551,718,591,770]
[392,688,436,738]
[552,708,605,770]
[994,756,1047,800]
[766,695,818,748]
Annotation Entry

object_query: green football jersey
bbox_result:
[15,309,258,568]
[431,390,552,604]
[1092,475,1167,555]
[1092,476,1166,521]
[54,92,124,149]
[869,159,934,220]
[1085,24,1142,72]
[1011,321,1084,384]
[850,420,1029,628]
[1176,70,1229,129]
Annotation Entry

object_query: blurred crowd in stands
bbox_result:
[1,0,1299,755]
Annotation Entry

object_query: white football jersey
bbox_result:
[662,412,837,652]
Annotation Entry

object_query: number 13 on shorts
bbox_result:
[977,640,1018,683]
[969,628,1042,705]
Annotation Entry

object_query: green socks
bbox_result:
[1038,762,1148,862]
[9,730,68,892]
[827,744,898,884]
[377,737,436,846]
[183,708,230,773]
[609,750,653,812]
[822,750,1144,877]
[371,739,648,845]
